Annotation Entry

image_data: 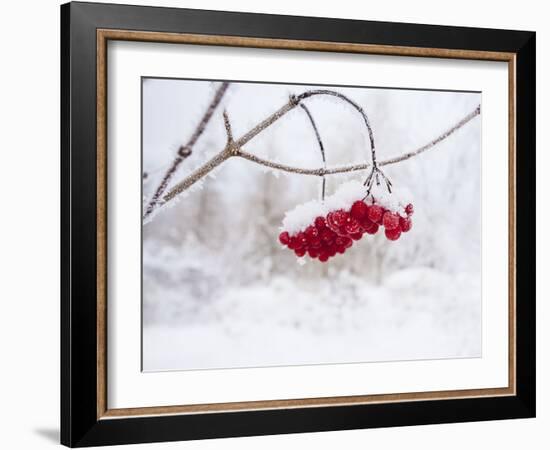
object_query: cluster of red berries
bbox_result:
[278,200,414,262]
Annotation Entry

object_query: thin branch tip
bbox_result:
[223,109,233,142]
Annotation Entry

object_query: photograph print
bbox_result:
[142,78,481,372]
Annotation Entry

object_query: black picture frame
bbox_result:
[61,1,535,447]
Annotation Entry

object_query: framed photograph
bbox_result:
[61,2,535,447]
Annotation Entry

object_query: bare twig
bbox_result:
[237,151,368,176]
[143,81,230,219]
[162,150,233,201]
[235,100,298,148]
[223,110,233,143]
[156,91,480,214]
[299,103,327,200]
[380,105,481,166]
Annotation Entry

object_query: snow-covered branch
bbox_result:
[149,88,481,219]
[143,81,230,219]
[237,101,480,177]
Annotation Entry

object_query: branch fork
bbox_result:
[364,164,393,197]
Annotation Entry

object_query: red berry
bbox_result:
[319,252,329,262]
[335,236,353,248]
[320,229,336,245]
[382,212,400,230]
[336,225,347,237]
[405,204,414,216]
[309,237,322,248]
[308,248,320,258]
[327,245,337,257]
[385,228,401,241]
[359,216,374,230]
[364,223,379,235]
[325,211,338,229]
[295,248,306,257]
[314,216,327,230]
[350,201,369,221]
[343,217,361,235]
[279,231,290,245]
[334,236,346,246]
[350,232,363,240]
[400,216,412,232]
[367,205,384,223]
[288,237,298,249]
[336,245,346,254]
[326,210,349,232]
[295,232,308,249]
[305,225,319,240]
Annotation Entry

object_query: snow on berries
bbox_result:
[278,180,414,262]
[382,211,400,230]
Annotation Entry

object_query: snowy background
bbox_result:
[142,78,481,372]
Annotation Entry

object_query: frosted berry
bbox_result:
[305,225,319,240]
[334,236,345,246]
[309,237,322,248]
[279,231,290,245]
[385,228,401,241]
[295,232,308,249]
[308,248,320,258]
[359,216,374,230]
[364,222,379,235]
[382,212,400,230]
[350,201,369,221]
[334,236,351,249]
[288,237,298,250]
[314,216,327,230]
[326,210,349,232]
[280,191,414,262]
[367,205,384,223]
[399,216,412,232]
[321,229,336,245]
[343,217,361,235]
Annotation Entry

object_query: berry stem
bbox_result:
[297,90,376,160]
[299,103,327,201]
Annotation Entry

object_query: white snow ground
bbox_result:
[142,238,481,371]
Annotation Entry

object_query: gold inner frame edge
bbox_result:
[96,29,517,420]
